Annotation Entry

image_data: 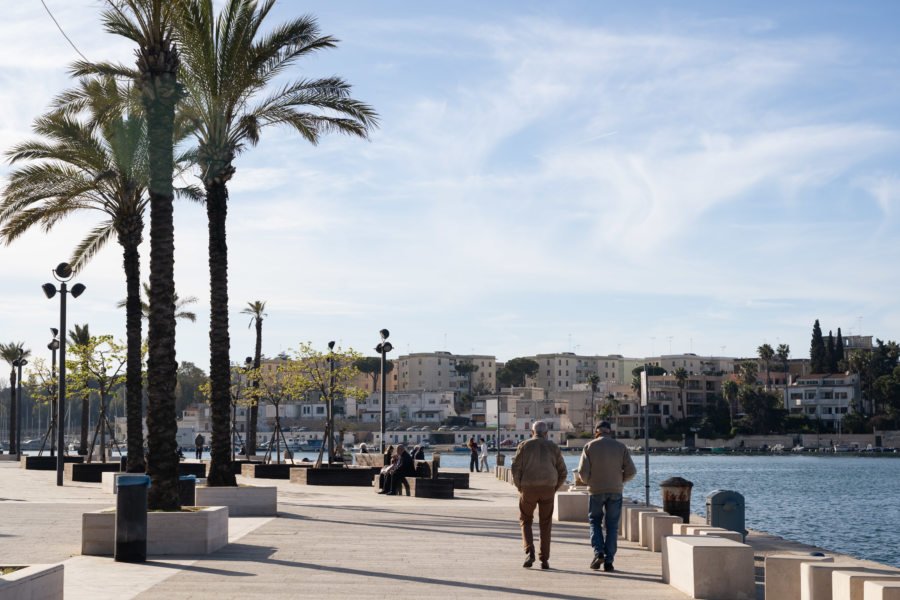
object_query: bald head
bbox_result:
[532,421,548,437]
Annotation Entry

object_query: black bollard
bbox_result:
[659,476,694,523]
[115,474,150,562]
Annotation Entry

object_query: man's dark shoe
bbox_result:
[590,553,604,570]
[603,562,614,572]
[523,553,535,568]
[385,491,395,496]
[540,560,550,570]
[377,490,389,494]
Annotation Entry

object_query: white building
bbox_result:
[358,391,457,424]
[785,373,860,428]
[398,352,496,394]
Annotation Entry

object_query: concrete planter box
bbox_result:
[195,485,277,516]
[20,456,83,470]
[81,506,228,556]
[290,467,378,486]
[64,463,120,483]
[0,564,63,600]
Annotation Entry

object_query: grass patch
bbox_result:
[1,567,23,575]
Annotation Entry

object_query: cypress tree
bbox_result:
[835,328,845,369]
[810,319,826,373]
[826,331,836,372]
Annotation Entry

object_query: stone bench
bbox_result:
[832,570,900,600]
[240,463,308,479]
[20,455,83,470]
[764,553,833,600]
[642,513,682,552]
[407,477,454,499]
[64,462,120,483]
[663,535,754,600]
[625,506,660,542]
[864,581,900,599]
[290,466,380,486]
[554,491,589,522]
[437,472,469,489]
[800,562,872,600]
[355,453,389,468]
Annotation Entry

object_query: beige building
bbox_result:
[527,353,625,392]
[398,352,496,394]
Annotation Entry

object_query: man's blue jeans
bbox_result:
[589,493,622,561]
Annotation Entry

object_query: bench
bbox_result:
[290,466,380,486]
[764,554,833,600]
[663,535,754,600]
[240,463,308,479]
[408,477,454,499]
[437,472,469,489]
[20,455,83,470]
[64,462,120,483]
[832,570,900,600]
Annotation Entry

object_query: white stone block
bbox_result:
[664,535,754,600]
[620,503,639,536]
[832,570,900,600]
[864,580,900,600]
[764,553,833,600]
[82,506,229,556]
[640,511,674,548]
[553,491,589,522]
[698,529,743,543]
[648,514,682,552]
[0,563,64,600]
[626,507,659,542]
[195,485,277,516]
[800,562,870,600]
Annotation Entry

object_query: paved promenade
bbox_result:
[0,461,766,599]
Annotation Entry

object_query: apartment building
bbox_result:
[645,354,735,376]
[398,352,496,394]
[356,390,457,424]
[784,373,860,428]
[528,353,625,392]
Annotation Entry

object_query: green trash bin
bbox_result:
[116,474,150,563]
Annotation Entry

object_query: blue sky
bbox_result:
[1,0,900,373]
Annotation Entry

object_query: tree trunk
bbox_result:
[9,368,16,455]
[248,318,262,456]
[206,180,236,486]
[121,229,146,472]
[142,34,181,511]
[79,388,89,455]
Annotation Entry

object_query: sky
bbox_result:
[2,0,900,375]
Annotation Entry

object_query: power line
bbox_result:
[39,0,90,62]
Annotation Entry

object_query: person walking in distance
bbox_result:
[511,421,567,570]
[479,437,490,471]
[468,437,480,472]
[194,433,205,460]
[575,421,636,572]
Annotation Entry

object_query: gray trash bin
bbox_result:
[706,489,746,541]
[116,474,150,563]
[179,475,197,507]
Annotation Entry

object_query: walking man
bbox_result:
[575,420,636,572]
[511,421,567,570]
[194,433,204,460]
[479,437,490,471]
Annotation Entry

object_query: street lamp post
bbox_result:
[375,329,393,453]
[327,341,335,466]
[48,329,60,457]
[42,262,85,486]
[244,357,252,455]
[12,351,28,459]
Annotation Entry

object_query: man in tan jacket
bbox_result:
[575,420,636,572]
[511,421,568,570]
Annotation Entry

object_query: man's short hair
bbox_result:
[596,421,612,432]
[396,444,405,451]
[532,421,549,436]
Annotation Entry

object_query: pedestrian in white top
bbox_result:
[479,437,490,471]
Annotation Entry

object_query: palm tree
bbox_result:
[776,344,790,408]
[68,324,93,455]
[2,79,150,470]
[240,300,266,456]
[758,343,775,390]
[117,282,199,323]
[586,373,600,431]
[721,379,739,429]
[673,367,688,419]
[0,343,30,454]
[87,0,183,510]
[176,0,377,487]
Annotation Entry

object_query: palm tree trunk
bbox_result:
[121,232,146,472]
[79,387,89,455]
[9,368,16,455]
[142,36,181,511]
[206,180,235,486]
[248,318,262,456]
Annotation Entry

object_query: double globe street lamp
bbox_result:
[12,350,27,459]
[375,329,392,453]
[47,329,60,457]
[42,262,85,486]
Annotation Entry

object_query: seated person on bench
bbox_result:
[378,444,415,495]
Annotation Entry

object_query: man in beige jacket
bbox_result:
[575,420,636,572]
[511,421,568,570]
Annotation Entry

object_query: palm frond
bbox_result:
[70,221,116,273]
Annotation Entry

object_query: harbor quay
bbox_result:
[0,461,896,600]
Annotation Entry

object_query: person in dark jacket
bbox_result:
[414,446,425,460]
[378,444,416,495]
[468,437,480,472]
